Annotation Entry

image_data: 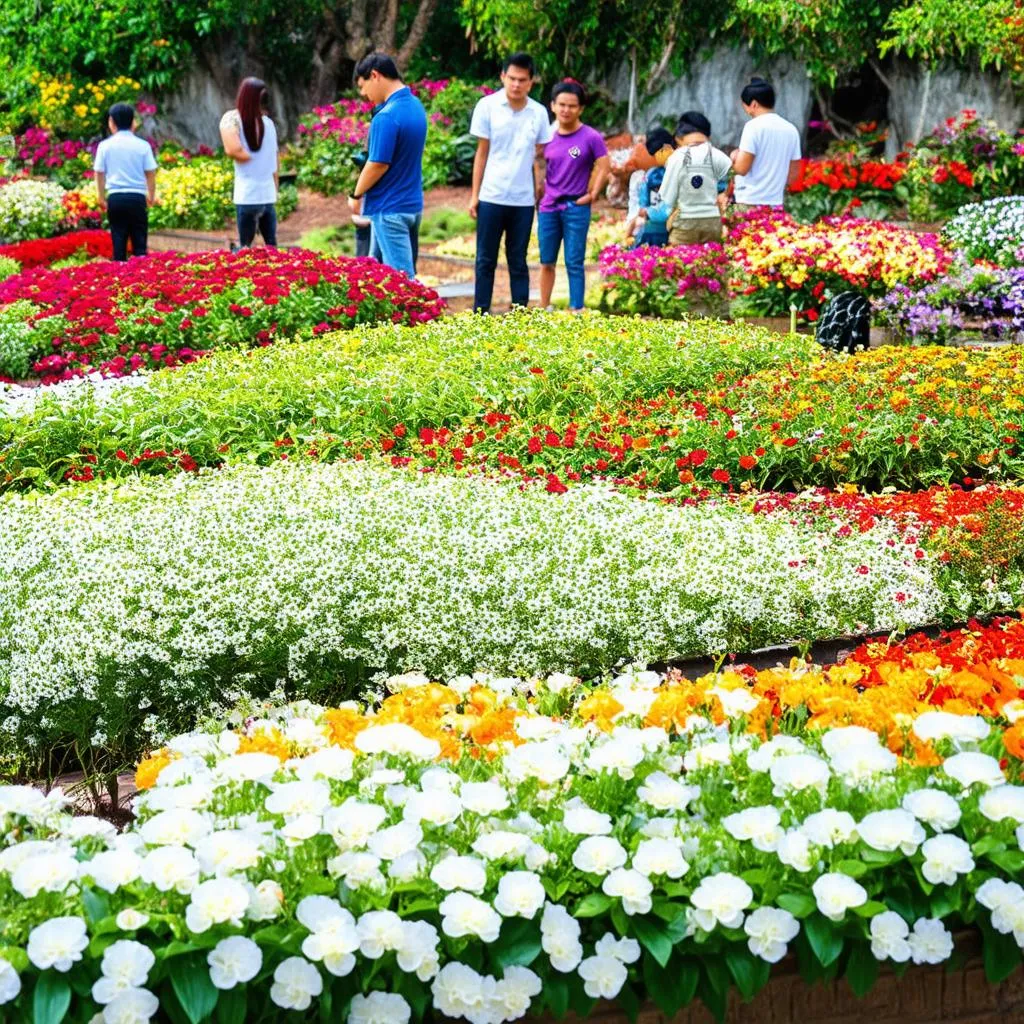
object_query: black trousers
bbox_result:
[474,201,534,313]
[107,193,148,261]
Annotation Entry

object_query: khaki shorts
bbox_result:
[668,217,723,246]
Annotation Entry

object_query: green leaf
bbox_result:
[777,892,816,919]
[631,916,673,968]
[573,893,612,918]
[804,912,845,968]
[33,973,72,1024]
[845,942,879,998]
[972,834,1005,857]
[987,850,1024,874]
[0,946,29,972]
[853,901,888,918]
[170,955,220,1024]
[397,975,430,1023]
[616,981,641,1023]
[544,975,570,1019]
[215,988,246,1024]
[726,948,770,1001]
[835,859,868,879]
[698,968,729,1024]
[567,975,595,1019]
[494,919,542,970]
[981,917,1022,984]
[611,903,629,937]
[643,955,695,1016]
[80,887,111,924]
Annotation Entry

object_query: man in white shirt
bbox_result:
[93,103,157,260]
[469,53,553,312]
[730,78,801,210]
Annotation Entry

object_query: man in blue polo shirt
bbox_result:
[347,53,427,279]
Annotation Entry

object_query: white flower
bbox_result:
[1003,698,1024,723]
[323,800,387,849]
[636,771,698,811]
[138,808,212,848]
[812,873,867,922]
[602,868,653,916]
[84,850,144,894]
[908,918,954,964]
[594,933,641,963]
[102,988,159,1024]
[439,892,502,942]
[473,830,531,861]
[744,907,799,963]
[355,724,440,760]
[746,734,807,773]
[140,846,199,895]
[709,686,761,719]
[504,741,571,785]
[920,834,975,886]
[800,809,857,848]
[27,917,88,972]
[578,955,627,999]
[395,920,440,981]
[770,754,831,796]
[494,871,546,918]
[367,821,423,862]
[293,746,354,782]
[0,957,20,1005]
[430,855,488,893]
[92,941,156,1004]
[185,878,250,933]
[683,740,733,771]
[546,672,578,694]
[913,712,990,744]
[215,752,281,783]
[270,957,323,1011]
[431,963,486,1021]
[632,837,688,878]
[775,830,815,872]
[207,936,262,990]
[572,836,627,876]
[690,872,753,931]
[820,726,884,759]
[193,829,263,876]
[297,896,360,976]
[247,879,285,921]
[387,671,430,692]
[349,992,411,1024]
[563,805,613,836]
[979,785,1024,824]
[460,782,510,815]
[493,965,542,1018]
[115,909,150,932]
[870,911,910,962]
[722,806,783,852]
[403,790,462,826]
[265,780,332,819]
[943,752,1005,788]
[388,849,425,883]
[329,851,385,890]
[902,788,962,832]
[829,743,897,784]
[857,809,925,855]
[12,849,79,898]
[541,904,583,972]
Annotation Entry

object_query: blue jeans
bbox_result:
[538,203,591,309]
[236,204,277,247]
[474,201,534,313]
[369,212,421,279]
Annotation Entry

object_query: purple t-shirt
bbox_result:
[540,125,608,212]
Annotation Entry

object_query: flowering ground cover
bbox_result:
[1,615,1023,1022]
[943,196,1024,268]
[0,248,443,382]
[0,230,111,271]
[0,178,101,244]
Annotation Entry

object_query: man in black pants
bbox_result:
[93,103,158,261]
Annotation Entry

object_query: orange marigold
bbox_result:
[578,691,624,732]
[323,708,370,750]
[1004,723,1024,760]
[134,751,174,790]
[238,727,291,761]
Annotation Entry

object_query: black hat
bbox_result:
[676,110,711,137]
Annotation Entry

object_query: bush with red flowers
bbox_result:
[0,248,444,381]
[786,158,906,222]
[0,230,111,270]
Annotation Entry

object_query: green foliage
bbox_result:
[0,301,43,380]
[419,207,476,243]
[0,257,21,282]
[297,225,357,256]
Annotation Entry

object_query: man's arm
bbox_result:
[470,137,489,219]
[534,143,546,205]
[731,150,755,176]
[787,159,801,186]
[95,171,107,211]
[579,154,610,204]
[347,161,389,213]
[660,156,680,210]
[145,169,156,206]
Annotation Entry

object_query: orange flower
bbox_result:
[134,751,174,790]
[323,708,370,750]
[238,727,291,761]
[469,707,520,747]
[578,691,624,732]
[1004,723,1024,760]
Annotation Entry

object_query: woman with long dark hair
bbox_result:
[219,77,280,247]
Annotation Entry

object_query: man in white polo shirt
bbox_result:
[469,53,553,313]
[730,77,801,211]
[93,102,157,260]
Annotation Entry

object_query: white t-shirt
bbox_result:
[470,92,553,207]
[93,131,157,196]
[734,112,801,207]
[220,110,278,205]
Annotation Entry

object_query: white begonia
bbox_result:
[185,878,250,933]
[683,741,733,772]
[870,911,911,962]
[586,738,646,778]
[92,941,156,1005]
[247,879,285,921]
[460,781,510,815]
[562,805,613,836]
[800,809,858,848]
[602,868,653,915]
[84,850,144,894]
[812,873,868,921]
[329,851,386,890]
[215,752,281,783]
[979,785,1024,824]
[545,671,578,694]
[690,873,753,931]
[293,746,354,782]
[387,671,431,692]
[493,965,542,1019]
[12,849,79,899]
[27,917,89,972]
[744,907,800,963]
[504,741,571,785]
[323,800,387,849]
[920,834,975,886]
[578,954,627,999]
[541,903,583,973]
[403,790,462,826]
[297,896,360,976]
[572,836,628,876]
[0,957,20,1005]
[63,816,118,843]
[367,821,423,862]
[281,812,323,843]
[395,920,441,982]
[722,806,783,852]
[902,788,962,832]
[975,878,1024,942]
[388,848,426,883]
[908,918,954,965]
[439,892,503,942]
[829,743,898,784]
[207,937,262,990]
[775,830,815,873]
[355,724,440,761]
[430,855,488,893]
[494,871,547,919]
[913,712,990,744]
[856,809,926,855]
[115,910,150,932]
[943,752,1005,789]
[636,771,698,811]
[594,933,641,963]
[632,837,689,878]
[709,686,761,719]
[349,992,412,1024]
[140,846,200,895]
[472,830,531,861]
[194,830,262,876]
[769,754,831,796]
[102,988,160,1024]
[270,957,323,1011]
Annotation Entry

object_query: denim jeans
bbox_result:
[236,203,277,247]
[107,193,148,261]
[369,212,421,279]
[537,202,592,309]
[474,201,534,313]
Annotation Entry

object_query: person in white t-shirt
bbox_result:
[730,77,801,210]
[219,77,280,247]
[469,52,553,312]
[660,111,732,245]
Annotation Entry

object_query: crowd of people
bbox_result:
[91,54,801,312]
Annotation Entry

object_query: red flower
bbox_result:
[545,473,568,494]
[738,455,758,470]
[689,448,709,467]
[711,468,731,483]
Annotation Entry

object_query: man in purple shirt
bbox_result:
[538,81,610,310]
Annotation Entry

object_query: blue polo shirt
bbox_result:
[363,86,427,215]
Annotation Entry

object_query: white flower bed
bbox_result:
[0,684,1021,1022]
[0,461,941,756]
[0,369,152,419]
[944,195,1024,267]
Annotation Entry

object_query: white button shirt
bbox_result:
[470,92,553,207]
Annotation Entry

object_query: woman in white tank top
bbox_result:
[219,77,280,247]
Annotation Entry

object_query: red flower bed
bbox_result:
[0,230,112,269]
[0,248,444,381]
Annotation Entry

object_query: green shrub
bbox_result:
[0,256,20,281]
[0,300,42,379]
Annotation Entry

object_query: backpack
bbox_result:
[815,292,871,355]
[639,166,670,225]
